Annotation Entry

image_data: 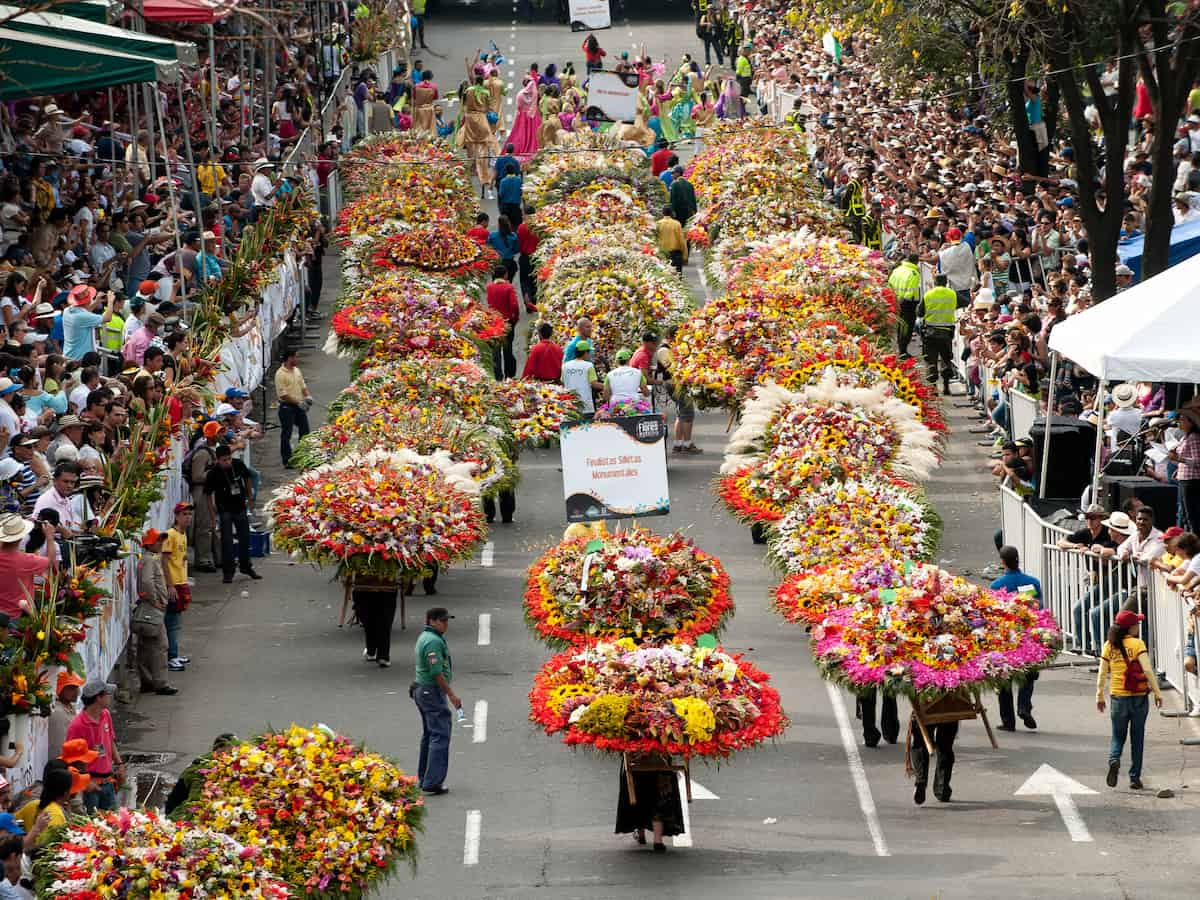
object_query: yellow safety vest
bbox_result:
[887,262,922,302]
[922,286,957,327]
[735,55,752,77]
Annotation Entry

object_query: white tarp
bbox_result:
[569,0,610,31]
[1047,251,1200,383]
[585,70,639,122]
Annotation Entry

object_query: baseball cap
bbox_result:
[202,420,223,439]
[615,348,633,363]
[56,670,85,696]
[574,340,593,354]
[426,607,454,622]
[81,680,114,700]
[1114,609,1145,628]
[215,402,238,417]
[223,388,248,400]
[142,528,164,546]
[0,813,25,836]
[174,501,195,514]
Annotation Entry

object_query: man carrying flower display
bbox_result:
[412,608,462,795]
[991,546,1044,732]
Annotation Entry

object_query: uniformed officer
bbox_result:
[916,273,958,396]
[887,253,922,358]
[734,44,754,101]
[411,607,462,795]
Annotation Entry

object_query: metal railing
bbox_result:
[1009,388,1039,441]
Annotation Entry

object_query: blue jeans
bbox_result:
[1109,694,1149,781]
[165,608,181,659]
[1071,587,1127,652]
[84,779,117,813]
[414,684,452,790]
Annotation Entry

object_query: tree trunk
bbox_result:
[1002,49,1039,178]
[1142,114,1178,279]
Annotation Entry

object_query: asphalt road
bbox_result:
[120,11,1200,900]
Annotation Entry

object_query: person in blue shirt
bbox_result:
[991,545,1043,732]
[497,164,523,228]
[493,144,520,193]
[487,215,519,282]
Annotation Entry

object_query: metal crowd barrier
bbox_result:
[1009,388,1038,440]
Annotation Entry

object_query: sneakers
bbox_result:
[363,649,376,662]
[1130,778,1144,790]
[378,659,392,668]
[175,655,190,664]
[423,785,449,796]
[168,659,187,671]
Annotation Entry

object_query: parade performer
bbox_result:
[463,75,496,189]
[411,70,439,134]
[507,76,542,158]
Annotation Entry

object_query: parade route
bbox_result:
[118,10,1200,900]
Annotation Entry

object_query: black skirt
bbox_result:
[614,764,685,836]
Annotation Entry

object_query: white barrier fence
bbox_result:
[1001,485,1193,709]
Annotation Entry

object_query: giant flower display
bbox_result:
[772,554,909,627]
[810,560,1061,698]
[369,224,498,285]
[326,272,505,364]
[524,527,733,648]
[767,478,941,574]
[536,248,693,364]
[529,639,786,758]
[183,724,425,897]
[35,809,292,899]
[530,184,658,240]
[717,372,940,523]
[269,449,486,581]
[494,379,583,447]
[327,358,506,432]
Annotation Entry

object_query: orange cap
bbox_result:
[141,528,164,546]
[202,421,223,439]
[69,770,91,795]
[55,671,85,696]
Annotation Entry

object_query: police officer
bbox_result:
[917,273,957,396]
[734,44,754,101]
[887,254,922,358]
[411,607,462,795]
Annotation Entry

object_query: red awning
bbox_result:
[140,0,233,23]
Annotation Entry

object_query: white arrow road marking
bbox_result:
[477,613,491,646]
[1015,764,1097,843]
[481,542,494,567]
[472,699,488,743]
[826,683,890,857]
[670,775,720,848]
[464,810,482,865]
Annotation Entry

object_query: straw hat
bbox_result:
[1101,511,1134,535]
[0,514,33,544]
[1111,383,1138,408]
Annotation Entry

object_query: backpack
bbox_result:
[180,438,212,489]
[1117,640,1150,694]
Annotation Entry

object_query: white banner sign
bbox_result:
[569,0,611,31]
[585,70,640,122]
[561,415,669,521]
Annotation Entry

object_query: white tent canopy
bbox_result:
[1047,251,1200,383]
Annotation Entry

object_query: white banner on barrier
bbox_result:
[561,415,669,521]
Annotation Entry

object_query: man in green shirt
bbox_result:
[412,607,461,795]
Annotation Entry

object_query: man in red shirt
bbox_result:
[467,213,490,246]
[650,139,673,176]
[65,680,125,812]
[516,205,539,312]
[629,331,659,381]
[522,322,563,382]
[486,267,519,380]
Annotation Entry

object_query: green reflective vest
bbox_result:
[101,314,125,352]
[735,54,752,77]
[887,262,921,302]
[922,286,957,327]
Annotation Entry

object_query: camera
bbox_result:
[64,534,123,567]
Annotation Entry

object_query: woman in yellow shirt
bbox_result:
[1097,609,1163,790]
[15,766,72,849]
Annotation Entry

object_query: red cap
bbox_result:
[138,280,158,295]
[173,501,194,514]
[1163,526,1184,540]
[1114,609,1145,628]
[946,227,963,242]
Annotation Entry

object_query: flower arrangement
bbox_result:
[719,372,939,512]
[181,724,425,897]
[369,224,498,285]
[536,248,693,365]
[810,560,1061,698]
[772,555,909,627]
[326,273,504,365]
[529,639,787,757]
[334,169,475,238]
[340,133,463,199]
[524,528,733,647]
[268,449,486,581]
[34,809,292,899]
[493,379,583,447]
[767,478,941,573]
[765,336,946,433]
[529,185,657,240]
[290,407,516,497]
[594,397,653,419]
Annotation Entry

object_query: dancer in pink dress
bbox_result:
[506,76,542,159]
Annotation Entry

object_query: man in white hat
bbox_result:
[1108,383,1143,450]
[1114,263,1134,292]
[250,159,277,214]
[0,377,21,438]
[0,512,55,621]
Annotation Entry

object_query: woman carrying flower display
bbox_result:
[616,753,685,852]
